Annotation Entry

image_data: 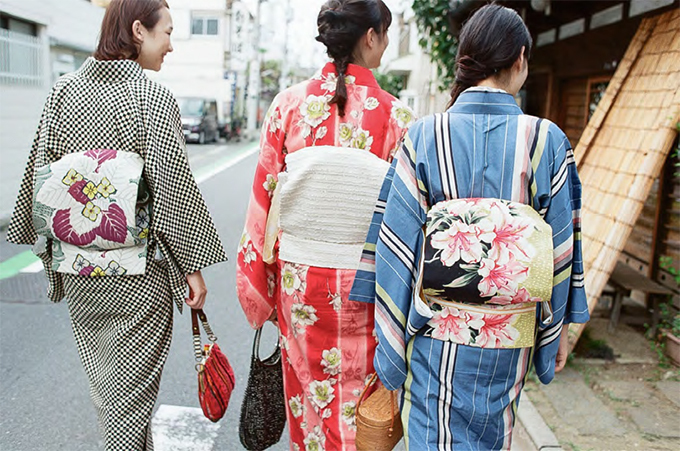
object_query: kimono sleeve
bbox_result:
[533,124,590,384]
[371,123,432,390]
[144,90,227,308]
[236,95,286,329]
[383,98,416,159]
[6,88,65,303]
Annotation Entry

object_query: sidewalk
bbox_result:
[521,317,680,451]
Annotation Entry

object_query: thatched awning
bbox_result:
[568,9,680,348]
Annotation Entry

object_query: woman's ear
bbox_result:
[365,27,376,49]
[132,19,145,42]
[513,45,526,72]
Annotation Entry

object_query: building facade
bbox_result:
[0,0,104,223]
[147,0,252,128]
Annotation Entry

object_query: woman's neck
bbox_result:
[476,77,513,94]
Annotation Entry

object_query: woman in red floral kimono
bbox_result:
[236,1,415,449]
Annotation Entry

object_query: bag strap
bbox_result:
[356,373,399,437]
[192,308,217,368]
[252,327,281,364]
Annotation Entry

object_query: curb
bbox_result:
[517,395,563,451]
[0,213,10,232]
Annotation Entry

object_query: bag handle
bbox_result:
[252,326,281,365]
[356,373,399,438]
[192,308,217,370]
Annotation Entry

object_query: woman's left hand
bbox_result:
[186,270,207,310]
[555,324,571,372]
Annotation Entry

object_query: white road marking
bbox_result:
[21,259,45,273]
[194,143,259,184]
[152,405,221,451]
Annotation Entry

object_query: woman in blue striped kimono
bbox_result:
[350,4,589,450]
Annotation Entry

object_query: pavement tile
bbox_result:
[599,380,680,438]
[627,406,680,438]
[654,380,680,409]
[539,367,626,437]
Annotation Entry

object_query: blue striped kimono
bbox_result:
[349,88,589,450]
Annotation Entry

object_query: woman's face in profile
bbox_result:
[136,7,174,71]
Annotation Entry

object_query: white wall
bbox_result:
[0,0,104,221]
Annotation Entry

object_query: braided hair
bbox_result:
[316,0,391,116]
[447,4,532,108]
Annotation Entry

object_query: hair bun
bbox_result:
[321,9,342,22]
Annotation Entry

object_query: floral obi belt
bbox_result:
[32,149,150,276]
[420,198,554,349]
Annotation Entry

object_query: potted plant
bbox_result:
[658,301,680,367]
[657,254,680,366]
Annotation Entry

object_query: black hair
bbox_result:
[447,3,532,108]
[316,0,392,116]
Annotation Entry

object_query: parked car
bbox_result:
[177,97,219,144]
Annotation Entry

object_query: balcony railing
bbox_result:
[0,29,44,86]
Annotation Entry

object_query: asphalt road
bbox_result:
[0,140,290,451]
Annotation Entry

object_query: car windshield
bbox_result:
[177,98,204,117]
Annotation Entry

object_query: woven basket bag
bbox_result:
[355,373,403,451]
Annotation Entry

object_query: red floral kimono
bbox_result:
[236,62,415,451]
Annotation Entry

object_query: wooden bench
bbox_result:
[607,261,674,335]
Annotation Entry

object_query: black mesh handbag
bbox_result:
[238,327,286,450]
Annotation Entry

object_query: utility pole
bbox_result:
[278,0,292,91]
[245,0,262,138]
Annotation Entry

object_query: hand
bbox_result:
[555,324,571,372]
[185,271,207,310]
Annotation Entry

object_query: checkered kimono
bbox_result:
[6,58,227,450]
[7,57,226,310]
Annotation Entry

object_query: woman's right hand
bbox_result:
[186,270,207,310]
[267,308,278,327]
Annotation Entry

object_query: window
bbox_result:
[586,76,611,122]
[0,14,43,85]
[192,17,219,36]
[0,14,38,36]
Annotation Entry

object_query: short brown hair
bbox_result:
[94,0,169,61]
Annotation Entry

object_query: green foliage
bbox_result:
[658,300,680,338]
[260,60,282,98]
[373,72,407,98]
[412,0,458,91]
[659,255,680,286]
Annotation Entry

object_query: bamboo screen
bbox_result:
[569,9,680,347]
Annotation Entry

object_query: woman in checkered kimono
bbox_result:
[6,1,226,449]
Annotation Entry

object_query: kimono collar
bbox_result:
[77,57,145,83]
[448,88,523,116]
[320,61,379,89]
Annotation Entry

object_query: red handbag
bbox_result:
[192,308,235,422]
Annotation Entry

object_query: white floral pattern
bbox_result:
[262,173,277,196]
[303,426,326,451]
[299,94,331,128]
[320,348,342,376]
[308,380,335,410]
[391,100,415,129]
[282,262,308,295]
[341,401,357,429]
[289,394,305,418]
[364,97,379,110]
[239,232,257,266]
[291,302,319,332]
[351,126,373,151]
